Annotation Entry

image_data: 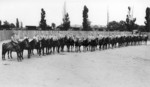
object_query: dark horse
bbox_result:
[2,41,22,61]
[19,39,30,59]
[41,38,47,55]
[29,39,42,56]
[7,39,30,59]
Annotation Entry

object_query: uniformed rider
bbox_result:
[11,33,19,46]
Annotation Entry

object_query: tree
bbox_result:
[138,25,145,32]
[51,23,56,30]
[62,13,70,30]
[126,6,136,31]
[3,21,10,29]
[20,22,23,28]
[145,7,150,32]
[10,23,16,28]
[1,21,15,30]
[0,20,1,26]
[3,21,10,26]
[107,21,120,31]
[39,8,47,30]
[0,20,1,29]
[16,18,19,28]
[82,5,91,31]
[118,20,127,31]
[107,20,127,31]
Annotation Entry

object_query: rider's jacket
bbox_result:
[11,34,19,43]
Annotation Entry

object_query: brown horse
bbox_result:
[2,42,22,61]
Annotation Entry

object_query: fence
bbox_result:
[13,30,132,39]
[0,30,150,41]
[0,30,13,41]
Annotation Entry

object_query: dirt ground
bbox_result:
[0,40,150,87]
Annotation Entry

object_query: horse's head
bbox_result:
[32,39,37,44]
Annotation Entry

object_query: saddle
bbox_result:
[11,41,19,48]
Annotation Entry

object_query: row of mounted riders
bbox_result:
[2,35,148,61]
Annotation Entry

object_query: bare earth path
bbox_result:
[0,41,150,87]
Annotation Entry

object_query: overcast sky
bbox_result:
[0,0,149,26]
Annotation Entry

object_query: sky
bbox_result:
[0,0,149,27]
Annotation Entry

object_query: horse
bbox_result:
[90,39,97,51]
[99,38,103,50]
[19,39,30,59]
[66,37,74,52]
[75,38,82,52]
[7,39,30,59]
[2,42,22,61]
[59,37,66,52]
[29,39,42,56]
[41,38,47,55]
[29,39,37,55]
[82,39,89,52]
[70,37,75,52]
[36,40,42,56]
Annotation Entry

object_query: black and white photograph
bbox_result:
[0,0,150,87]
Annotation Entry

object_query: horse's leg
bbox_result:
[30,49,33,55]
[47,46,50,54]
[28,49,30,58]
[37,49,39,55]
[75,46,77,52]
[29,48,31,57]
[62,45,65,52]
[71,46,73,52]
[39,48,41,56]
[47,47,49,54]
[61,46,63,52]
[45,47,47,54]
[32,49,34,55]
[2,50,7,60]
[68,46,70,52]
[20,52,23,61]
[49,47,52,54]
[53,47,55,53]
[10,51,13,59]
[19,50,22,60]
[70,46,72,52]
[58,46,60,53]
[16,52,20,62]
[42,47,44,55]
[22,50,24,59]
[7,51,10,59]
[46,47,48,54]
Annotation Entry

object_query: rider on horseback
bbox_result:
[11,33,19,47]
[23,34,29,40]
[33,34,39,42]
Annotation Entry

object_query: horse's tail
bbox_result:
[2,43,7,57]
[2,43,5,55]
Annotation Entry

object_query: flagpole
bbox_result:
[107,6,109,31]
[107,6,110,36]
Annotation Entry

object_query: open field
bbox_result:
[0,41,150,87]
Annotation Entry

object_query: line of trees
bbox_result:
[39,6,150,32]
[0,6,150,32]
[107,7,150,32]
[0,18,23,30]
